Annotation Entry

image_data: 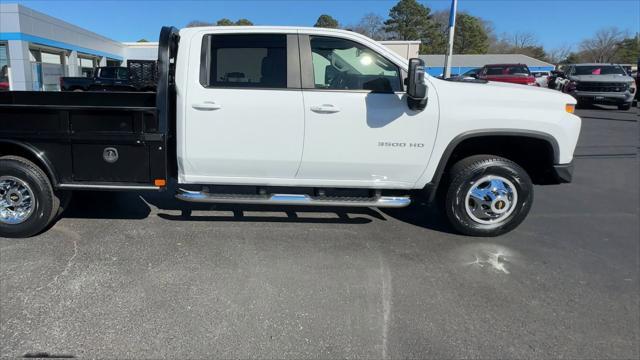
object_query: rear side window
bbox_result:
[116,68,129,80]
[485,65,530,75]
[201,34,287,89]
[99,67,116,79]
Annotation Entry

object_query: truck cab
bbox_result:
[175,27,438,189]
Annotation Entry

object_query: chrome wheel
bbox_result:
[0,176,36,225]
[464,175,518,226]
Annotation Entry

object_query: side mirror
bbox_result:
[407,58,428,111]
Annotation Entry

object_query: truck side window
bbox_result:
[100,67,116,79]
[117,68,129,80]
[309,36,402,93]
[202,34,287,89]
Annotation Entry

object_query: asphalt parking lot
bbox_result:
[1,105,638,358]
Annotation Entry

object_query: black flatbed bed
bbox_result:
[0,27,179,191]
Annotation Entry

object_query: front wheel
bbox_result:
[618,103,631,111]
[444,155,533,237]
[0,156,58,238]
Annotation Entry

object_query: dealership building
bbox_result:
[0,3,157,90]
[1,3,555,91]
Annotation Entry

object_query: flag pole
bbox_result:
[443,0,458,78]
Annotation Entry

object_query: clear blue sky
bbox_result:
[12,0,640,50]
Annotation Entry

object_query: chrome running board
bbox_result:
[175,189,411,208]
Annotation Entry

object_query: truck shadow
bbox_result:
[146,189,385,225]
[62,191,152,220]
[379,201,455,234]
[61,188,456,232]
[62,190,385,225]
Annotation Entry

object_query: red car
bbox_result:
[477,63,536,86]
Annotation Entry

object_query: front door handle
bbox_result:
[310,104,340,113]
[192,101,222,111]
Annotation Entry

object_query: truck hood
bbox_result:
[569,74,634,82]
[484,79,558,94]
[433,76,576,109]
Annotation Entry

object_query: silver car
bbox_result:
[562,63,636,110]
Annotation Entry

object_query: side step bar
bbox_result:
[175,189,411,208]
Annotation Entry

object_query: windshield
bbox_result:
[462,68,480,76]
[573,65,626,76]
[485,65,530,76]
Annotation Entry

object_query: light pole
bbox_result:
[443,0,458,79]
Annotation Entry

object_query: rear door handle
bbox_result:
[310,104,340,113]
[192,101,222,111]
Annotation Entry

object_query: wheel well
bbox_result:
[0,142,58,185]
[438,135,557,186]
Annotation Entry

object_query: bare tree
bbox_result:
[351,13,387,40]
[488,33,513,53]
[579,27,627,63]
[511,32,538,48]
[546,44,573,64]
[186,20,213,28]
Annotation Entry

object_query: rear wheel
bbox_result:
[0,156,58,238]
[444,155,533,237]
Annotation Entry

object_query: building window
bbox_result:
[0,42,9,91]
[202,34,287,89]
[29,47,67,91]
[78,56,97,77]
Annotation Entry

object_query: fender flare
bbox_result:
[425,129,560,202]
[0,139,59,186]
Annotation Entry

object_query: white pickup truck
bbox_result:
[0,26,581,238]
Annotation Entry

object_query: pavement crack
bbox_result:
[36,237,79,291]
[379,254,392,360]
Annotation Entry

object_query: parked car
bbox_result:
[0,65,8,91]
[61,61,157,92]
[560,63,636,110]
[0,26,581,238]
[531,70,551,87]
[453,67,481,80]
[61,66,131,91]
[477,64,537,86]
[635,58,639,105]
[547,70,562,89]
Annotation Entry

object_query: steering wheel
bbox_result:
[327,55,350,89]
[330,71,349,89]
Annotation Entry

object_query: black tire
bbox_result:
[0,156,58,238]
[618,103,631,111]
[444,155,533,237]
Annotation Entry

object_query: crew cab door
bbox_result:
[296,34,437,188]
[182,33,304,183]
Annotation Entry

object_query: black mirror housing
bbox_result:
[407,58,428,111]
